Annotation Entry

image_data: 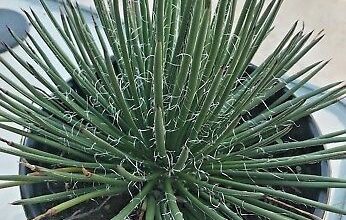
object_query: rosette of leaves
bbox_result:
[0,0,346,219]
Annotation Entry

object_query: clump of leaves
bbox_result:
[0,0,346,219]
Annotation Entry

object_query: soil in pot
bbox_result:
[238,65,328,219]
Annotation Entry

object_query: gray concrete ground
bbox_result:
[253,0,346,87]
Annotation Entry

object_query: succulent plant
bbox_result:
[1,0,346,219]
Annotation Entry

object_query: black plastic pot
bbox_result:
[19,163,131,220]
[19,65,329,219]
[18,80,132,220]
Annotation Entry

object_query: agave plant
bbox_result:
[1,0,346,219]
